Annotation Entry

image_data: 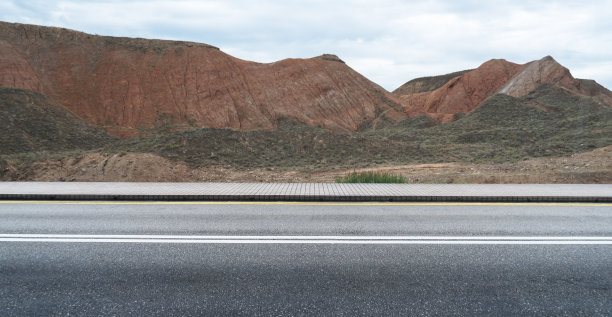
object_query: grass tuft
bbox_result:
[335,171,408,183]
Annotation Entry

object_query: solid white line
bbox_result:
[1,234,612,244]
[2,234,612,240]
[1,238,612,244]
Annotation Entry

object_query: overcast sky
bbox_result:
[2,0,611,91]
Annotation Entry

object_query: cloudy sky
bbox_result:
[2,0,611,90]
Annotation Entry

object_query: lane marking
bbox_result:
[2,234,612,244]
[0,201,610,207]
[3,234,612,240]
[2,239,611,244]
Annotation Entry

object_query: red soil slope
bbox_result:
[397,56,612,122]
[399,59,525,122]
[0,22,406,138]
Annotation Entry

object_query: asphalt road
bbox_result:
[1,201,611,316]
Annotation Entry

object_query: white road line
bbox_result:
[2,239,612,244]
[2,234,612,240]
[1,234,612,244]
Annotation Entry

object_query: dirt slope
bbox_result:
[2,146,609,183]
[0,87,115,155]
[399,59,525,122]
[0,22,406,138]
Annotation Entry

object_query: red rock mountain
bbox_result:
[2,22,611,137]
[0,22,406,138]
[397,56,612,122]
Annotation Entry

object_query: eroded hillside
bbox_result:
[1,22,610,183]
[0,22,405,138]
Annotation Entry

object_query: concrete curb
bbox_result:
[0,182,611,202]
[0,194,610,202]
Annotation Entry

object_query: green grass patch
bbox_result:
[335,171,408,183]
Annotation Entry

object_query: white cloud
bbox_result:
[1,0,611,90]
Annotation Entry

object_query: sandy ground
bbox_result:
[2,146,611,183]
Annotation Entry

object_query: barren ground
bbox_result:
[3,146,610,183]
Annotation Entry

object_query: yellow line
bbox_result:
[0,201,610,207]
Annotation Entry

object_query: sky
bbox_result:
[2,0,611,91]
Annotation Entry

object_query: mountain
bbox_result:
[395,56,612,123]
[2,21,610,139]
[0,22,406,138]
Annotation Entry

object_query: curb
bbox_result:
[0,194,610,203]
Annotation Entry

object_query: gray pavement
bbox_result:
[0,182,611,202]
[1,201,611,236]
[1,202,611,315]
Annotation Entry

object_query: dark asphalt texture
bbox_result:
[1,202,611,316]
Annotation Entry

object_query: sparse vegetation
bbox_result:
[95,85,611,171]
[0,87,115,155]
[335,171,408,183]
[2,84,610,181]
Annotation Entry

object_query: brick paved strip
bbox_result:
[0,182,610,202]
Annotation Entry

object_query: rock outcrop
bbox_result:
[396,56,612,122]
[0,22,406,138]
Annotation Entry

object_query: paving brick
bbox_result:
[0,182,610,202]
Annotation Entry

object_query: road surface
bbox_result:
[1,201,611,315]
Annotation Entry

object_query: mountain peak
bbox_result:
[497,55,570,97]
[540,55,556,62]
[315,54,345,63]
[498,55,612,104]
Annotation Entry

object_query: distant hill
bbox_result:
[0,87,115,155]
[420,84,612,160]
[0,21,406,138]
[2,21,610,139]
[395,56,612,123]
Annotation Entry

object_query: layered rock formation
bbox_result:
[396,56,612,122]
[0,22,406,138]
